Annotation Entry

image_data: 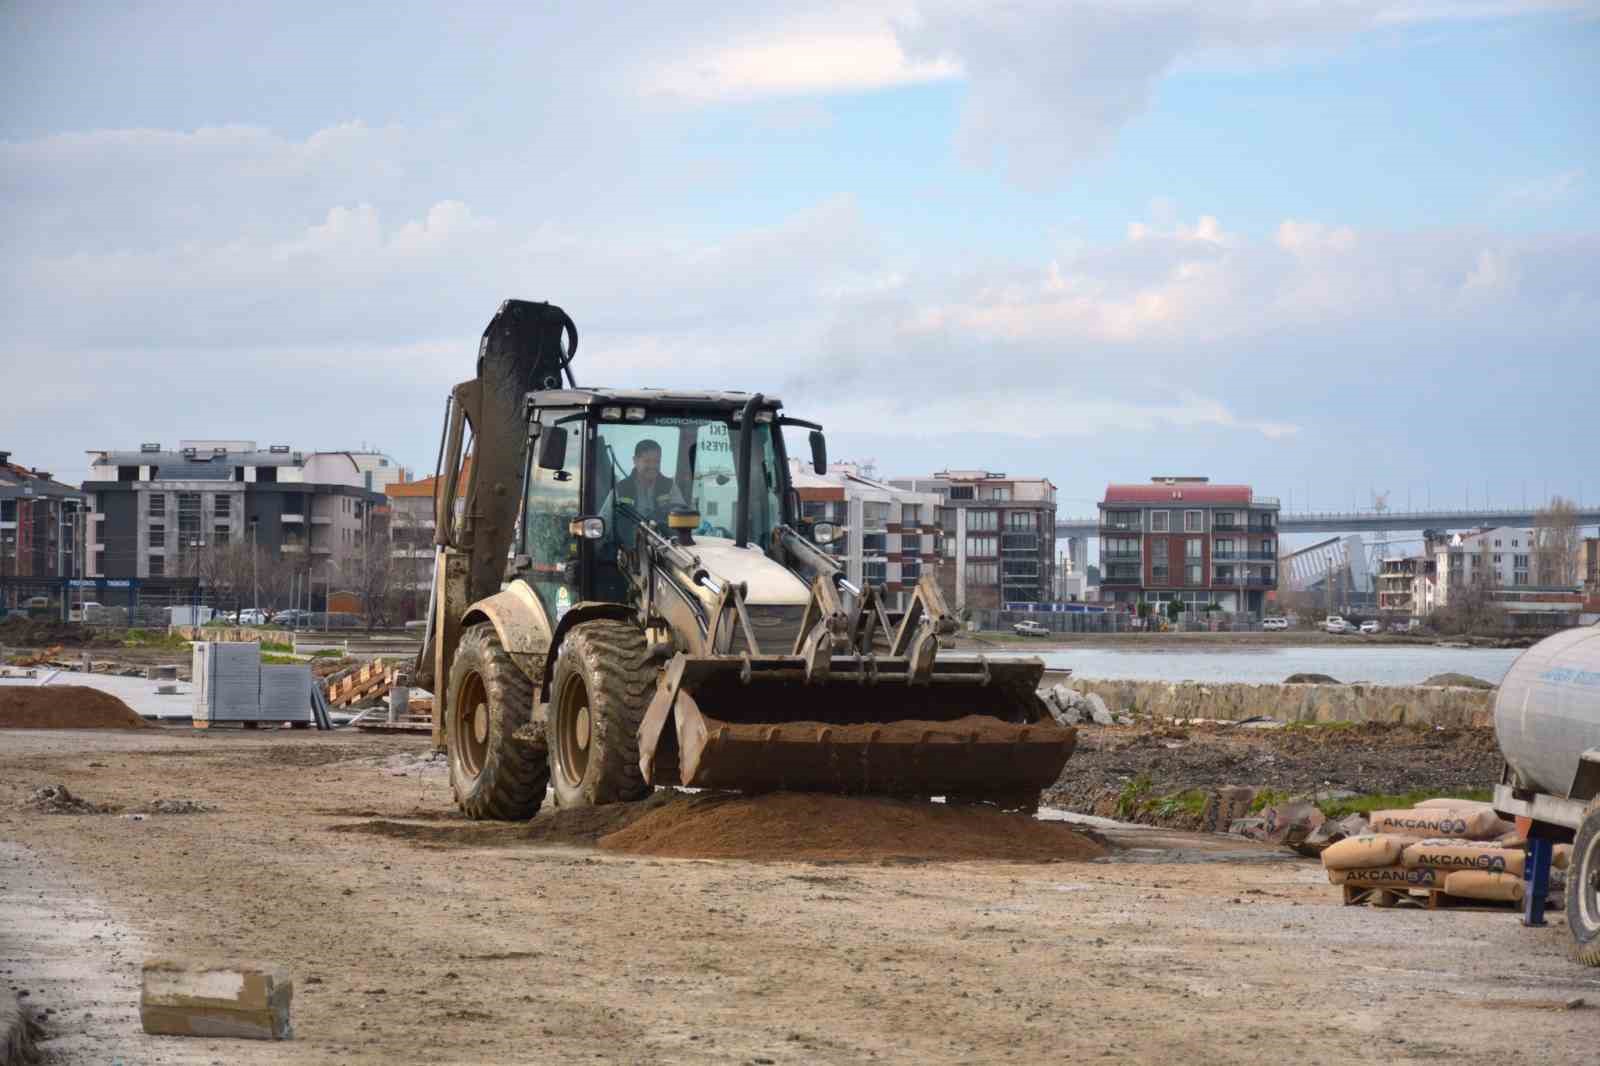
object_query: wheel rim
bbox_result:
[1581,832,1600,934]
[555,672,592,786]
[455,670,489,779]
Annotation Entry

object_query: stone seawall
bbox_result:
[1064,677,1495,729]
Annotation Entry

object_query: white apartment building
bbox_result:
[789,460,942,610]
[1429,526,1535,607]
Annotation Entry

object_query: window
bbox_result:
[966,534,998,557]
[1185,538,1202,559]
[1007,510,1035,531]
[1104,536,1139,558]
[214,524,229,541]
[863,501,890,529]
[862,560,887,583]
[967,562,998,585]
[1514,571,1529,585]
[1493,554,1502,564]
[948,485,974,500]
[1186,564,1203,585]
[862,531,887,553]
[968,510,997,532]
[1512,539,1520,547]
[1514,554,1529,568]
[901,504,921,525]
[1215,538,1235,557]
[1102,510,1140,530]
[215,495,231,516]
[148,525,164,548]
[1151,564,1169,583]
[942,536,956,558]
[149,494,165,516]
[937,507,956,530]
[1261,539,1275,556]
[900,534,922,554]
[988,486,1011,501]
[1149,510,1170,532]
[901,559,922,581]
[1184,510,1203,532]
[1214,512,1235,529]
[1494,539,1501,547]
[148,554,165,576]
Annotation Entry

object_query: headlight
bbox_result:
[625,406,647,421]
[600,407,622,421]
[568,517,606,539]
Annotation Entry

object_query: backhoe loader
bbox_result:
[416,299,1075,818]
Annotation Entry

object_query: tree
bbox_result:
[1533,496,1581,587]
[1434,538,1505,635]
[1165,599,1184,623]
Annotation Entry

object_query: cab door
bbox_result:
[522,408,586,625]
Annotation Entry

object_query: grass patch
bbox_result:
[310,648,342,658]
[1282,719,1361,732]
[1317,788,1493,821]
[1150,789,1209,820]
[1115,773,1155,819]
[122,628,190,649]
[261,653,300,665]
[260,641,294,653]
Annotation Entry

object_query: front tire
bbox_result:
[1568,798,1600,967]
[446,623,548,820]
[548,620,655,808]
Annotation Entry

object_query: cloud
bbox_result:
[893,0,1594,183]
[1500,168,1585,205]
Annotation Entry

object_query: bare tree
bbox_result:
[1533,496,1581,587]
[1434,539,1505,634]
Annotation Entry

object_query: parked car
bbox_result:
[1261,616,1289,631]
[1359,620,1382,635]
[1388,621,1413,634]
[1324,615,1353,634]
[1012,620,1050,637]
[237,608,269,625]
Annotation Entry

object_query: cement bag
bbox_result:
[1443,870,1525,903]
[1553,844,1572,871]
[1327,865,1442,889]
[1402,841,1525,877]
[1369,808,1504,840]
[1321,834,1407,870]
[1413,797,1493,810]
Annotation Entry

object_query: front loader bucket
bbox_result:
[639,654,1075,802]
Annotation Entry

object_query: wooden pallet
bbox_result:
[1341,884,1532,910]
[323,658,400,708]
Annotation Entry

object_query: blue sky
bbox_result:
[3,2,1596,537]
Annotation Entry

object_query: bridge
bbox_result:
[1056,506,1600,539]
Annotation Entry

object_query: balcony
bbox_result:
[1213,550,1278,562]
[281,513,305,523]
[1101,550,1141,562]
[1002,533,1038,552]
[310,515,333,525]
[1102,569,1142,586]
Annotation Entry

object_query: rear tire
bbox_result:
[548,620,655,808]
[1569,798,1600,967]
[446,623,548,820]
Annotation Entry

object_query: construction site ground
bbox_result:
[4,728,1595,1065]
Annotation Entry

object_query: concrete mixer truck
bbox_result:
[1491,625,1600,966]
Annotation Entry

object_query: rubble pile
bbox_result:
[1039,682,1132,727]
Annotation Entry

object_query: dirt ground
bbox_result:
[2,728,1596,1065]
[1043,720,1505,826]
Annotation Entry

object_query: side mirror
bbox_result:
[537,426,568,470]
[809,430,827,475]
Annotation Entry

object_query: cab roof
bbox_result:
[527,387,786,411]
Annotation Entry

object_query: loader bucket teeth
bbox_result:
[640,654,1075,800]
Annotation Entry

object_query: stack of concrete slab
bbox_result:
[192,643,312,726]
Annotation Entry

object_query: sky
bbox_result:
[3,1,1597,541]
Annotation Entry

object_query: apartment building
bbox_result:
[1425,526,1535,603]
[81,441,386,608]
[0,450,86,614]
[1377,556,1426,614]
[1097,477,1279,616]
[790,461,942,610]
[888,470,1057,611]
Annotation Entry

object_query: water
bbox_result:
[991,645,1524,686]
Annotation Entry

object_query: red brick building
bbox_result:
[1097,477,1279,617]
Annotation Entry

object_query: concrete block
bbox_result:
[140,959,293,1040]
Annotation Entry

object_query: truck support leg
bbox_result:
[1522,837,1552,927]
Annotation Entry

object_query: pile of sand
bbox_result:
[0,686,150,729]
[598,792,1107,863]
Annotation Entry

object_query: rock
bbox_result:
[1257,801,1325,846]
[1084,692,1114,726]
[1203,786,1257,835]
[1114,714,1134,726]
[1420,672,1495,690]
[1038,683,1088,726]
[1284,673,1341,685]
[140,959,293,1040]
[1228,816,1267,838]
